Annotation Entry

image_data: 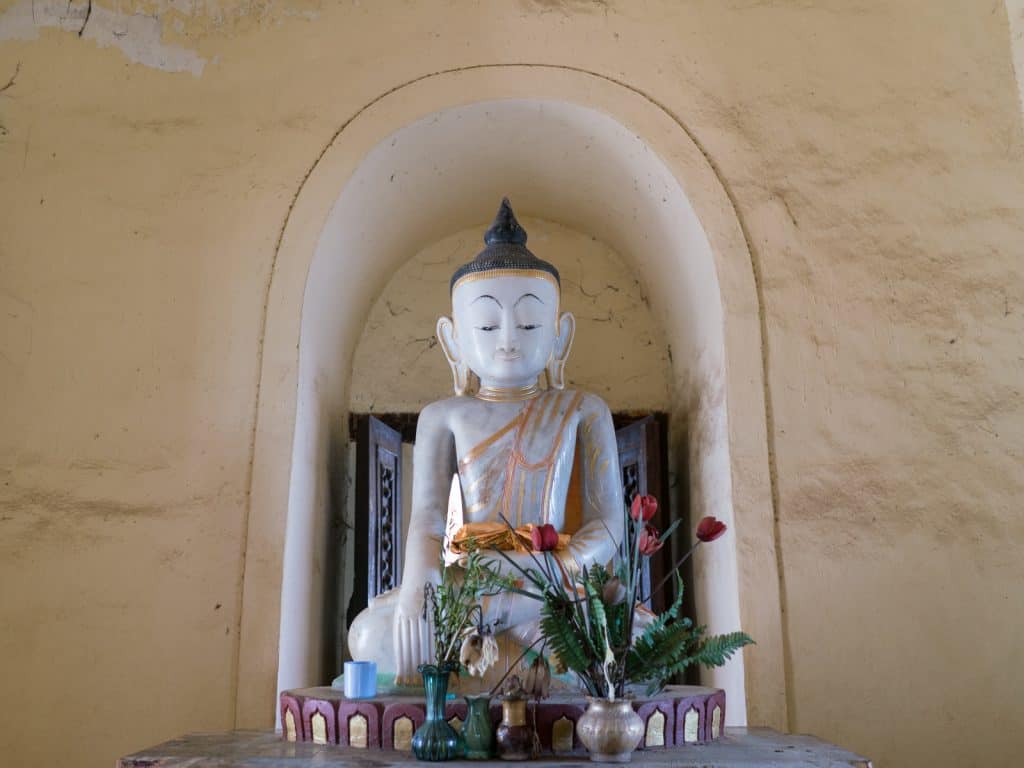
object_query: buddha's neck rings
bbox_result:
[474,381,542,403]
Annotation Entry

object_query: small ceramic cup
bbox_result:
[343,660,377,699]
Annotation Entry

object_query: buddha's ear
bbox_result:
[437,316,470,396]
[546,311,576,390]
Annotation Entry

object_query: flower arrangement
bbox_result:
[412,548,503,761]
[485,496,753,700]
[421,548,499,676]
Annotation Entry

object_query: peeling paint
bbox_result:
[0,0,206,76]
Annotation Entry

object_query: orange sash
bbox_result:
[449,522,571,554]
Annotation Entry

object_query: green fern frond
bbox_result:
[687,632,755,668]
[539,600,591,675]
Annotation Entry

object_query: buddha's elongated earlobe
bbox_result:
[437,316,470,396]
[546,311,576,390]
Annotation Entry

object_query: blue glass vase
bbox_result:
[411,664,465,761]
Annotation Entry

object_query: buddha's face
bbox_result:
[448,274,563,388]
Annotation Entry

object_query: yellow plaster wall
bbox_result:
[0,2,1022,767]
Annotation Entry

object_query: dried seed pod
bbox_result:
[523,655,551,700]
[602,576,627,606]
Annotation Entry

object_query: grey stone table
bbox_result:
[118,729,871,767]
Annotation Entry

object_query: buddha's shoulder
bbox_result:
[417,396,465,421]
[416,395,489,425]
[559,388,612,415]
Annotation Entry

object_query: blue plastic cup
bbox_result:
[344,660,377,699]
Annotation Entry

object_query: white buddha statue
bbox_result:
[348,199,626,685]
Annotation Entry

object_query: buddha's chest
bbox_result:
[450,391,584,466]
[451,391,585,525]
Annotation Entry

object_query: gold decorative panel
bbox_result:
[284,710,297,743]
[311,711,328,745]
[644,710,666,747]
[552,715,574,753]
[711,705,722,739]
[349,713,368,748]
[448,716,463,733]
[394,716,414,751]
[683,707,699,743]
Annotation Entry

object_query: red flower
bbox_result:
[696,516,727,543]
[638,524,663,556]
[530,523,560,552]
[630,494,658,522]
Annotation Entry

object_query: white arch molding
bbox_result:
[235,65,788,732]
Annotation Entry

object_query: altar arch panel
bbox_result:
[241,66,781,732]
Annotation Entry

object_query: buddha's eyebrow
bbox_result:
[514,293,544,307]
[471,294,502,308]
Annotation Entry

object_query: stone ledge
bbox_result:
[118,728,872,767]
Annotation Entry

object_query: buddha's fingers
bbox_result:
[396,618,410,684]
[396,615,427,684]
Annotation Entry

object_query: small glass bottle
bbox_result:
[495,692,535,761]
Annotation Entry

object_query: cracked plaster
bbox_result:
[0,0,206,74]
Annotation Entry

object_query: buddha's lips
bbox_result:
[493,352,521,361]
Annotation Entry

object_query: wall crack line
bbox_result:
[0,62,21,94]
[78,0,92,37]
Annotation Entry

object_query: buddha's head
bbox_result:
[438,199,575,396]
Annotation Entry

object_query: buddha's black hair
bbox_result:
[450,198,560,292]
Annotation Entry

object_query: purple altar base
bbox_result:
[705,689,727,740]
[381,702,425,751]
[634,698,675,750]
[444,698,467,730]
[280,684,723,754]
[339,701,385,748]
[279,693,303,743]
[674,690,713,746]
[532,702,584,754]
[301,697,337,745]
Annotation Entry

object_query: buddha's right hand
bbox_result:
[394,588,431,685]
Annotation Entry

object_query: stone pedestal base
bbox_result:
[280,685,725,753]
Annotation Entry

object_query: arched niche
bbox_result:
[237,67,786,732]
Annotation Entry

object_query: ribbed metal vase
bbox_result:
[576,698,644,763]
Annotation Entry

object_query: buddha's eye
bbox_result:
[518,324,541,331]
[476,324,499,332]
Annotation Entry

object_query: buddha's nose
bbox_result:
[498,321,519,353]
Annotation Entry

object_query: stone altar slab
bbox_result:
[117,728,872,767]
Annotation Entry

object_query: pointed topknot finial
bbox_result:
[450,197,559,293]
[484,197,528,247]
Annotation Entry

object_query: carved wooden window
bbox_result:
[348,415,403,624]
[615,415,669,612]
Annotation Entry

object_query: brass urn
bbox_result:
[576,698,644,763]
[495,693,536,760]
